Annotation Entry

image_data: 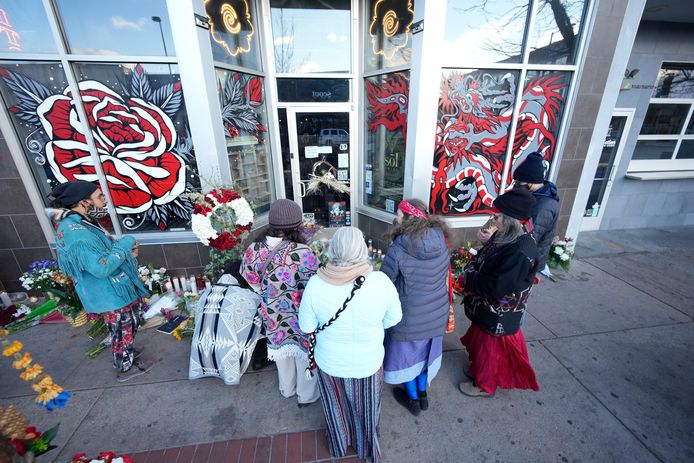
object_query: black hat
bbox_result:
[513,152,545,184]
[493,187,536,221]
[268,199,303,230]
[49,181,98,207]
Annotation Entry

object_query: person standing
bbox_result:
[381,199,450,416]
[459,187,540,397]
[299,227,401,463]
[512,152,560,278]
[48,181,151,382]
[240,199,320,407]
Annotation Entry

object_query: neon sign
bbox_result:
[0,9,21,51]
[369,0,413,60]
[205,0,254,57]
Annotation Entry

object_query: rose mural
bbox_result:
[0,65,198,231]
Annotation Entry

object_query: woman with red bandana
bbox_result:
[459,187,540,397]
[381,198,450,416]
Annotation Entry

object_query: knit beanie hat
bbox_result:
[49,181,98,207]
[493,187,536,221]
[513,152,545,184]
[269,199,303,230]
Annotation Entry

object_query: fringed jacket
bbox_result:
[52,211,148,313]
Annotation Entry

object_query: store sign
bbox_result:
[277,78,350,103]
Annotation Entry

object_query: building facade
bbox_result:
[0,0,690,292]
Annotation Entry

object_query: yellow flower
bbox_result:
[31,375,54,392]
[20,364,43,381]
[172,329,182,341]
[12,352,32,370]
[2,340,22,357]
[0,329,9,337]
[36,385,62,404]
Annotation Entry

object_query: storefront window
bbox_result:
[270,0,351,74]
[527,0,587,65]
[508,70,571,180]
[55,0,175,57]
[215,69,273,214]
[444,0,530,65]
[0,0,56,53]
[630,63,694,169]
[0,62,72,202]
[653,64,694,98]
[431,69,519,216]
[70,62,199,232]
[364,71,409,212]
[365,0,414,72]
[205,0,261,70]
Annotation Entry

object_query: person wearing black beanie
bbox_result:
[512,152,560,278]
[48,181,153,382]
[459,187,540,397]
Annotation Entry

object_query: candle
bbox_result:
[172,278,181,293]
[29,296,38,303]
[189,276,197,293]
[179,277,188,292]
[164,281,173,293]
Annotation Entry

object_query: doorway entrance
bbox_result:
[581,109,635,231]
[279,106,354,228]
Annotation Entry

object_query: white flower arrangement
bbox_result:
[548,236,575,271]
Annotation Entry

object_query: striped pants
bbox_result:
[317,367,383,463]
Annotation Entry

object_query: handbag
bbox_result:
[305,275,366,378]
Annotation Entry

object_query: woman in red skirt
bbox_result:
[459,187,540,397]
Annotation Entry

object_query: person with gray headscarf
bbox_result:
[299,227,401,463]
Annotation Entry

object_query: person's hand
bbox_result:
[477,228,493,244]
[132,242,139,258]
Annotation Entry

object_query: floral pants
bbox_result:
[103,300,144,372]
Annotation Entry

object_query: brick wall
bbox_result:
[0,135,53,292]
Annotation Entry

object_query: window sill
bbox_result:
[625,171,694,181]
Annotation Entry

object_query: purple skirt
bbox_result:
[383,335,443,385]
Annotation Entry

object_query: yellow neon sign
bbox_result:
[205,0,254,57]
[369,0,413,60]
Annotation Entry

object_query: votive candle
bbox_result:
[172,278,181,293]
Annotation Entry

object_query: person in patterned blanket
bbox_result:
[240,199,321,407]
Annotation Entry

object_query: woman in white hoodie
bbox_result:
[299,227,402,463]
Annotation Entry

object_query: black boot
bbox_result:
[393,387,420,416]
[418,390,428,411]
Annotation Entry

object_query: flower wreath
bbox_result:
[191,188,254,251]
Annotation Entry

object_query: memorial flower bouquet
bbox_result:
[190,187,254,279]
[450,242,478,295]
[548,237,575,271]
[137,265,169,294]
[19,260,83,321]
[0,405,60,459]
[309,239,330,268]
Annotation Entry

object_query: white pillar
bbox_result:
[166,0,231,189]
[403,0,447,203]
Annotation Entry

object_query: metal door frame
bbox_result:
[581,108,635,231]
[284,105,356,223]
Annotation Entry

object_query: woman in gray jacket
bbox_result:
[381,198,450,416]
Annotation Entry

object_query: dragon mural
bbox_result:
[365,72,409,140]
[431,70,567,215]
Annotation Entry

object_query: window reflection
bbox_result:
[640,104,690,135]
[632,140,677,160]
[206,0,261,70]
[528,0,587,65]
[444,0,530,65]
[216,69,273,214]
[653,64,694,99]
[0,0,56,53]
[270,0,351,74]
[55,0,175,56]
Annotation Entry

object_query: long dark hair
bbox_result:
[222,259,250,289]
[385,198,449,245]
[255,227,306,245]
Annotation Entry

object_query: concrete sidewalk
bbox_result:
[1,226,693,462]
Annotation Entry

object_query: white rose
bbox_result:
[469,248,478,256]
[560,253,570,261]
[554,247,563,255]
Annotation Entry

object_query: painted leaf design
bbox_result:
[130,66,153,100]
[0,68,54,114]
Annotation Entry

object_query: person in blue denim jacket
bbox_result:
[48,181,152,382]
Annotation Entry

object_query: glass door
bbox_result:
[581,109,634,231]
[286,108,352,227]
